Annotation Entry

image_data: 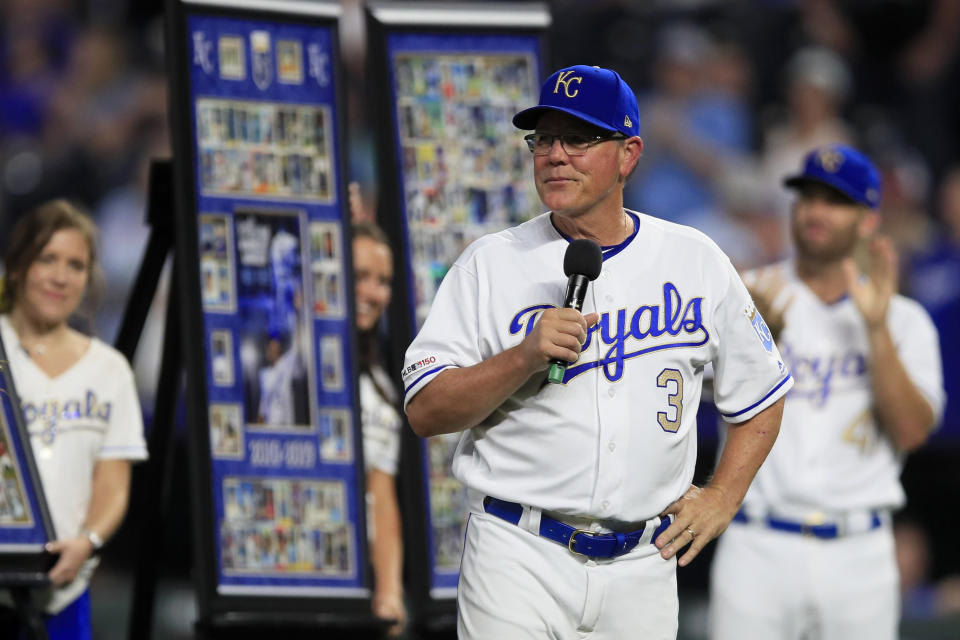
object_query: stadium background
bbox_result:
[2,0,959,637]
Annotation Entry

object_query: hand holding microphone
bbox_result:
[546,239,603,384]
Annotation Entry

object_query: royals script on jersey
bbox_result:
[0,314,147,613]
[403,212,792,522]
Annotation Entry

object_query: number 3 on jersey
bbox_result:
[657,368,683,433]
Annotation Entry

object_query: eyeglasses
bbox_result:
[523,132,627,156]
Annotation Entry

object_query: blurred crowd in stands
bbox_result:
[0,0,168,345]
[3,0,960,629]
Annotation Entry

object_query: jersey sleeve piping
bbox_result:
[98,445,149,459]
[720,373,793,422]
[403,364,456,404]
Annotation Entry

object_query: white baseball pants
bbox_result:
[709,522,898,640]
[457,509,678,639]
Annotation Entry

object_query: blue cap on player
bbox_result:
[784,144,882,209]
[512,65,640,137]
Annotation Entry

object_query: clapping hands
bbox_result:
[843,235,898,330]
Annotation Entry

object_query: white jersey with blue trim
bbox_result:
[739,261,945,518]
[0,315,147,614]
[402,211,792,522]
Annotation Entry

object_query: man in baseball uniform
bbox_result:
[402,65,792,638]
[709,145,946,640]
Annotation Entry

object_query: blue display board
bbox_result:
[383,30,544,598]
[0,342,54,553]
[184,12,364,597]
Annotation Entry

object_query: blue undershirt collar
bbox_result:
[551,210,640,262]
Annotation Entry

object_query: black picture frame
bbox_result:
[165,0,375,629]
[0,331,57,581]
[364,1,551,632]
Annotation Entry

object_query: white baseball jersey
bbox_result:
[403,210,792,523]
[258,342,303,426]
[360,364,401,543]
[0,315,148,614]
[360,365,401,476]
[738,261,945,517]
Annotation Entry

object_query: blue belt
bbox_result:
[732,509,883,539]
[483,496,671,559]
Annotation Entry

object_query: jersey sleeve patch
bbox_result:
[402,364,455,402]
[746,304,775,354]
[401,355,440,385]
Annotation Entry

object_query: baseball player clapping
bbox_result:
[709,145,946,640]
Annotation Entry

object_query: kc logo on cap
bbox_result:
[784,144,882,209]
[816,148,844,173]
[512,65,641,138]
[554,70,583,98]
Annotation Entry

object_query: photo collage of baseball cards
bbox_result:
[200,209,352,453]
[187,14,363,591]
[200,206,358,579]
[0,419,31,528]
[427,434,469,573]
[220,477,352,576]
[390,44,543,589]
[197,98,334,202]
[392,52,542,327]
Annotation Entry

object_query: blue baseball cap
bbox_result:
[513,65,640,137]
[784,144,882,209]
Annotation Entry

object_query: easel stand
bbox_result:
[0,573,50,640]
[116,159,183,640]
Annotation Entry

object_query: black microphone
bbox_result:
[547,239,603,384]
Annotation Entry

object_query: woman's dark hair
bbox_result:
[0,199,104,322]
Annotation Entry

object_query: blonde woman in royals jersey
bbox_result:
[0,200,147,639]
